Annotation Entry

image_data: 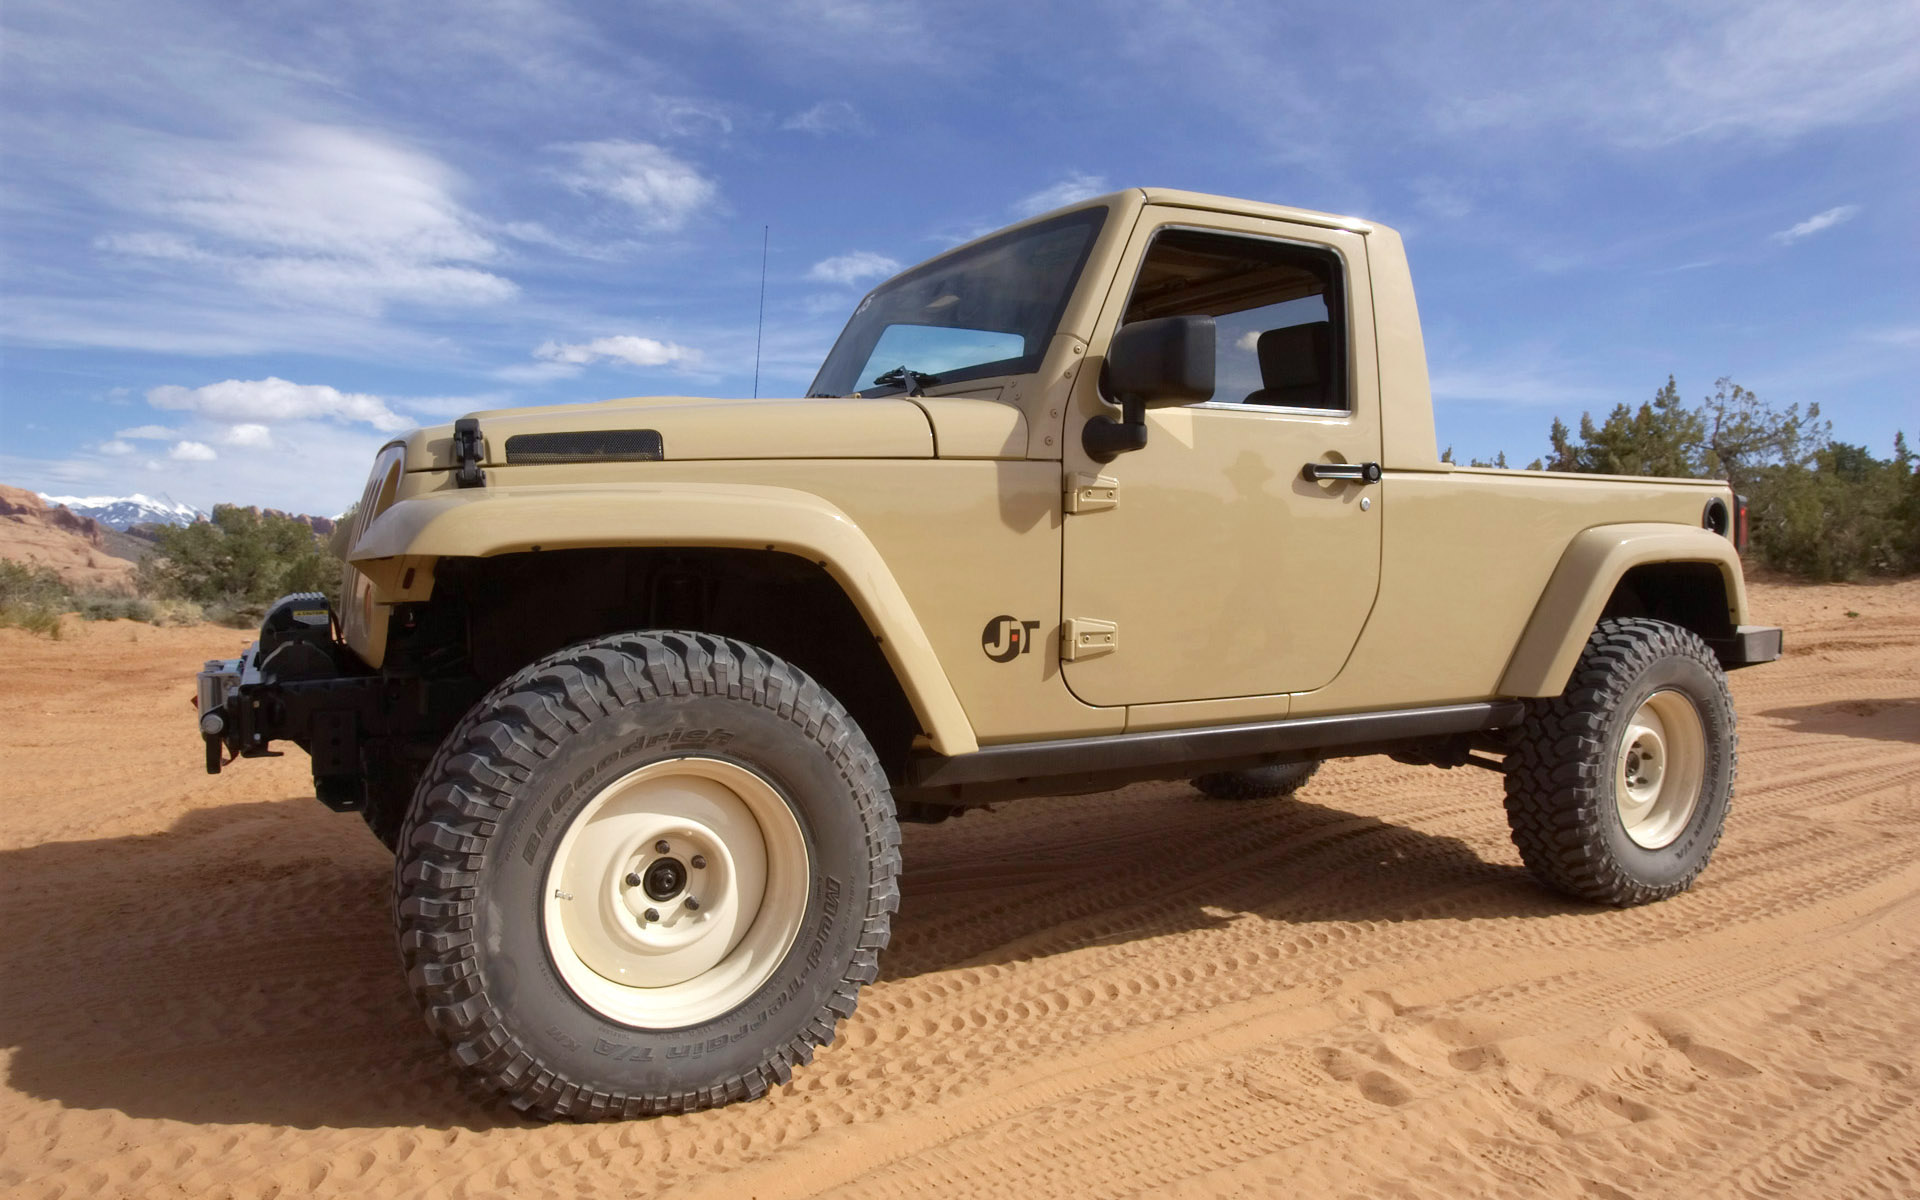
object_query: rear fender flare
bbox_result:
[1499,523,1747,698]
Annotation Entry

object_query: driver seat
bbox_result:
[1245,321,1332,408]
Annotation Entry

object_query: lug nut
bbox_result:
[643,907,661,923]
[625,872,642,888]
[655,839,672,854]
[690,854,707,870]
[684,896,701,911]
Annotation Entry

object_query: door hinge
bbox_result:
[1064,473,1119,514]
[1061,617,1118,661]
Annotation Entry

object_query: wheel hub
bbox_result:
[641,856,688,902]
[1615,690,1707,850]
[541,757,810,1029]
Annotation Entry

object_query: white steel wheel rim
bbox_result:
[542,757,810,1029]
[1616,690,1707,850]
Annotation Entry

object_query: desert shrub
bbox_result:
[75,592,158,622]
[0,560,71,638]
[201,597,272,629]
[0,560,204,632]
[147,597,205,626]
[0,559,68,606]
[7,605,64,638]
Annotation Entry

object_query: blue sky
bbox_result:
[2,0,1916,514]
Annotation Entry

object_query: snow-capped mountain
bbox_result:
[38,493,206,530]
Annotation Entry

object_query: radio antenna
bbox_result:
[752,224,768,398]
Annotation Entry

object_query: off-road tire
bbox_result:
[1503,618,1736,907]
[392,630,901,1120]
[1191,760,1320,801]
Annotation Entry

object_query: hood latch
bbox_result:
[453,417,487,488]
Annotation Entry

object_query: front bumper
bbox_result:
[191,594,399,811]
[195,635,393,787]
[192,593,476,813]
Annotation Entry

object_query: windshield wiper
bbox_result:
[870,366,939,397]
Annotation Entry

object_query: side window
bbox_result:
[1121,228,1347,411]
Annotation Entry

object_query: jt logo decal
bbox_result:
[982,615,1041,663]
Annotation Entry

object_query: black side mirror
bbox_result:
[1083,315,1215,463]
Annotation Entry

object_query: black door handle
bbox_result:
[1301,461,1381,483]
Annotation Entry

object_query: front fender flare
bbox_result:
[349,481,979,755]
[1498,523,1748,698]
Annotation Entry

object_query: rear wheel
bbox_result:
[1191,760,1319,801]
[1503,618,1736,906]
[394,631,900,1119]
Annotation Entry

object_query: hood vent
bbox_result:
[504,429,665,465]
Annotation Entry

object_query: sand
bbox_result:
[2,579,1916,1199]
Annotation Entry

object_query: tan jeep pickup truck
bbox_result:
[194,188,1781,1120]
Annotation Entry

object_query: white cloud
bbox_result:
[236,257,516,309]
[115,424,177,440]
[783,100,867,135]
[681,0,931,61]
[1772,205,1861,244]
[147,377,411,432]
[390,393,513,419]
[1410,177,1474,221]
[1649,2,1920,142]
[655,97,736,138]
[169,440,218,462]
[1408,0,1920,148]
[98,440,136,456]
[1012,173,1109,218]
[808,251,901,286]
[1235,330,1262,352]
[1429,364,1619,408]
[156,125,493,261]
[553,141,718,231]
[95,232,206,262]
[532,335,704,373]
[221,423,274,448]
[97,124,515,315]
[494,359,589,384]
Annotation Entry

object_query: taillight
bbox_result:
[1733,494,1749,555]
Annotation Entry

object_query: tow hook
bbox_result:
[200,711,226,773]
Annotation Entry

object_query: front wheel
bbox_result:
[1503,618,1736,906]
[393,631,900,1119]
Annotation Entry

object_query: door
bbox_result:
[1060,211,1383,708]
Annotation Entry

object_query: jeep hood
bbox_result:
[405,395,935,470]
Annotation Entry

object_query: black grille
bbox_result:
[504,429,665,464]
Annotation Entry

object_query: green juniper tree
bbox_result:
[1535,378,1916,580]
[141,505,341,623]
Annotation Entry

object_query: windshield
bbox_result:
[808,207,1108,397]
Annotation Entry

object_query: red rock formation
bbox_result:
[0,485,139,592]
[230,505,337,537]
